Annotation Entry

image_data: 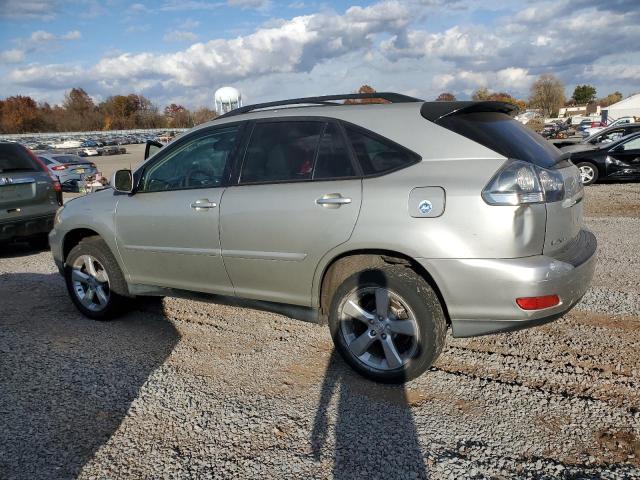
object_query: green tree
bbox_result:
[572,84,597,104]
[529,74,566,117]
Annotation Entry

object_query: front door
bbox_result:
[115,125,241,294]
[608,136,640,172]
[220,120,362,306]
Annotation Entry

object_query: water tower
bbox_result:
[214,86,242,114]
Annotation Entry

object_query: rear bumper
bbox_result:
[419,229,597,337]
[0,214,55,242]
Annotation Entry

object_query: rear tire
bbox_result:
[64,236,132,320]
[576,162,598,185]
[328,265,447,383]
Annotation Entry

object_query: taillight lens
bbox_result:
[516,295,560,310]
[482,160,566,206]
[51,165,67,171]
[26,148,63,197]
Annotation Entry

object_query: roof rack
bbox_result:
[217,92,423,118]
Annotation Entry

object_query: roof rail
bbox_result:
[217,92,423,118]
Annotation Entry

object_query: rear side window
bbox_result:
[241,121,323,183]
[52,155,85,164]
[0,144,40,173]
[437,112,560,168]
[344,126,419,175]
[313,123,355,179]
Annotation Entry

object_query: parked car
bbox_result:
[0,142,62,246]
[37,153,98,187]
[576,118,602,134]
[558,123,640,152]
[582,116,636,138]
[49,93,596,383]
[566,132,640,185]
[100,145,126,155]
[77,148,100,157]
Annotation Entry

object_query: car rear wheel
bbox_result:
[576,162,598,185]
[64,236,132,320]
[328,265,447,383]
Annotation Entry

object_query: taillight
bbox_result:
[51,165,67,171]
[26,147,63,201]
[482,160,565,206]
[90,163,96,168]
[516,295,560,310]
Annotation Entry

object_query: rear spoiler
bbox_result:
[421,101,519,122]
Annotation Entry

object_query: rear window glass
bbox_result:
[52,155,85,164]
[344,126,420,175]
[437,112,561,168]
[0,144,40,173]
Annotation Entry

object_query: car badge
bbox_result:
[0,177,11,186]
[418,200,432,215]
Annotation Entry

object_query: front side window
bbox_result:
[240,121,323,183]
[345,126,419,175]
[620,137,640,151]
[141,126,238,192]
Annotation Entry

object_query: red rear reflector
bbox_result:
[516,295,560,310]
[51,165,66,171]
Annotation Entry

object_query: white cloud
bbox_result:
[163,30,199,42]
[0,49,25,64]
[228,0,271,9]
[29,30,82,43]
[0,0,59,20]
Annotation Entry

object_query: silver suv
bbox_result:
[50,93,596,383]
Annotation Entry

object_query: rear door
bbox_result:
[0,144,57,223]
[220,119,362,306]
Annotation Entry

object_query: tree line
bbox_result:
[0,88,217,134]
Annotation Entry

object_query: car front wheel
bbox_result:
[328,265,447,383]
[64,236,132,320]
[576,162,598,185]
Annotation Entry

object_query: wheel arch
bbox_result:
[315,249,450,325]
[574,158,602,178]
[62,228,102,262]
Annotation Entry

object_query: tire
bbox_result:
[64,236,132,320]
[328,265,447,383]
[576,162,599,186]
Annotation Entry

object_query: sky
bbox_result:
[0,0,638,110]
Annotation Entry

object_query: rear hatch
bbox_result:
[428,103,583,257]
[0,143,57,220]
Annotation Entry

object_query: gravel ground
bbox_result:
[1,183,639,479]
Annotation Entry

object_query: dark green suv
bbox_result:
[0,142,62,246]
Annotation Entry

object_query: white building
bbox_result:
[602,93,640,122]
[214,87,242,114]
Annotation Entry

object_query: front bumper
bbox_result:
[419,229,597,337]
[0,214,55,242]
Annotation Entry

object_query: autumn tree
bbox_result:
[61,87,101,130]
[0,96,44,133]
[193,107,217,125]
[472,87,490,101]
[572,84,597,104]
[529,74,565,117]
[598,91,623,107]
[435,92,456,101]
[164,103,192,128]
[344,85,390,104]
[471,87,525,110]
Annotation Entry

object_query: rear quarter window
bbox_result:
[0,144,40,173]
[437,112,561,168]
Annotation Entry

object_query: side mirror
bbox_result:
[112,169,133,193]
[145,140,163,160]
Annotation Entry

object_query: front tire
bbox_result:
[64,236,132,320]
[328,266,447,383]
[576,162,598,185]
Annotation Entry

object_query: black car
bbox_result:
[568,132,640,185]
[554,123,640,150]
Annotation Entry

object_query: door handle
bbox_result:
[190,199,217,210]
[316,194,352,208]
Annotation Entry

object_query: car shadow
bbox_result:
[311,268,430,479]
[0,272,180,480]
[0,241,49,259]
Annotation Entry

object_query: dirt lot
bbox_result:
[1,177,639,479]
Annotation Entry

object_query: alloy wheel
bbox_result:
[339,287,419,371]
[71,254,110,312]
[579,165,595,184]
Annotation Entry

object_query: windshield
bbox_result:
[52,155,86,164]
[0,143,40,173]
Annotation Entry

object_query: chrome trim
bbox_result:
[222,249,307,261]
